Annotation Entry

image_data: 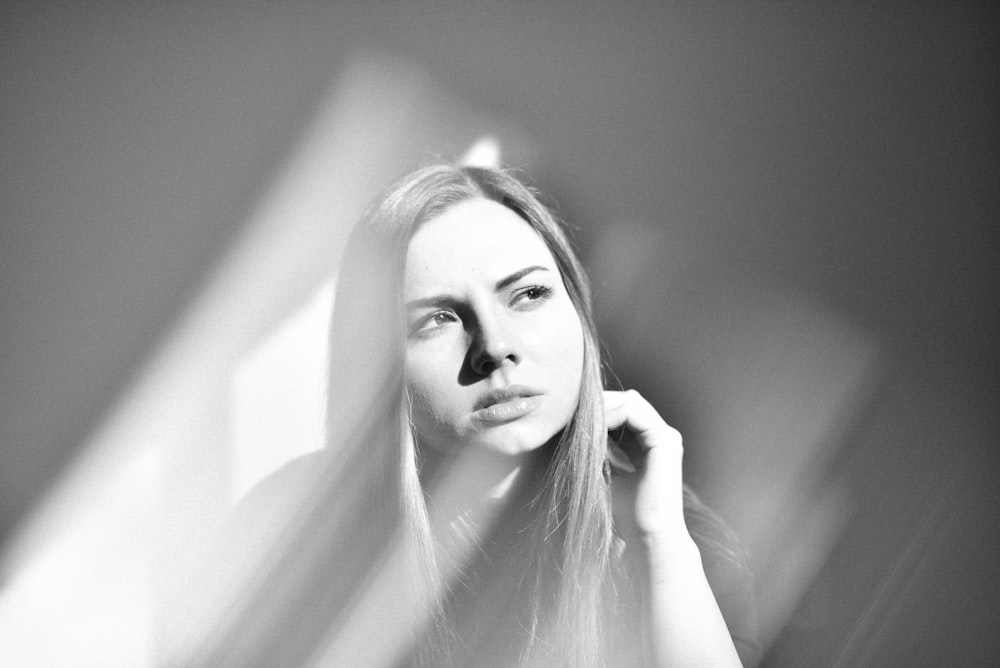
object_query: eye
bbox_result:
[411,310,459,337]
[511,285,554,310]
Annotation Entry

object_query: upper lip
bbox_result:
[473,385,540,411]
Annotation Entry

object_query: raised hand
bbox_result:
[604,389,689,550]
[605,389,743,666]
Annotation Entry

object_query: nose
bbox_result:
[469,310,519,375]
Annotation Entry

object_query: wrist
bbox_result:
[625,533,706,592]
[638,530,702,568]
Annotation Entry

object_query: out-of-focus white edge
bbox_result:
[0,53,449,668]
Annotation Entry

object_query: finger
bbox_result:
[604,391,645,465]
[603,389,682,452]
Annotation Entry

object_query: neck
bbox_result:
[425,447,533,519]
[421,445,549,574]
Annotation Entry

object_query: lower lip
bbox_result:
[472,396,542,424]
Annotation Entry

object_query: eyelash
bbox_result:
[511,284,554,308]
[410,311,458,339]
[409,284,555,338]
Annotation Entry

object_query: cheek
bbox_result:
[408,376,445,406]
[546,305,586,396]
[405,356,461,439]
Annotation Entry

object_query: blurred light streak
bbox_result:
[230,282,334,503]
[305,450,520,667]
[591,218,883,653]
[830,470,964,667]
[755,478,850,650]
[0,53,479,666]
[303,528,427,667]
[684,280,882,648]
[0,446,159,667]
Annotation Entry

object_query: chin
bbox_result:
[479,441,545,457]
[471,424,562,457]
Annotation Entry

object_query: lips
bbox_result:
[472,385,542,423]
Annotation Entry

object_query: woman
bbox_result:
[216,164,757,667]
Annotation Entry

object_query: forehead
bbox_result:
[404,199,557,296]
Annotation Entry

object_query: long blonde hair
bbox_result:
[195,164,744,667]
[328,164,615,666]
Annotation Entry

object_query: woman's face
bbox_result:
[403,198,585,457]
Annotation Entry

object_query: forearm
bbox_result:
[638,533,743,668]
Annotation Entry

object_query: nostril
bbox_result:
[468,314,518,375]
[470,342,515,376]
[470,345,499,375]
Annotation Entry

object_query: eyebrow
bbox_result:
[495,265,550,291]
[405,265,551,310]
